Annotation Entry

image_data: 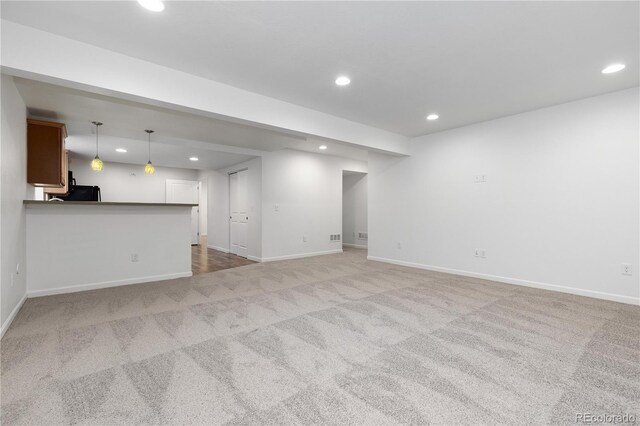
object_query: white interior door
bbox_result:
[166,179,199,245]
[229,170,248,258]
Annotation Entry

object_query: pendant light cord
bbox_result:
[92,121,102,157]
[145,129,154,163]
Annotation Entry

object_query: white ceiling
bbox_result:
[15,78,368,169]
[2,1,638,137]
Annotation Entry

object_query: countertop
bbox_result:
[24,200,198,207]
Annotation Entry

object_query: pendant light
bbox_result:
[144,129,156,175]
[90,121,104,171]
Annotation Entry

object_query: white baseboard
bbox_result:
[247,255,262,263]
[261,249,343,263]
[1,293,27,339]
[343,243,368,249]
[367,256,640,306]
[208,245,229,253]
[27,272,193,298]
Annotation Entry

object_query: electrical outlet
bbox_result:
[131,254,139,262]
[474,249,487,258]
[621,264,632,276]
[481,249,487,258]
[397,242,402,249]
[303,235,308,242]
[274,204,279,212]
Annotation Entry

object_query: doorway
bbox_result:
[229,169,249,258]
[165,179,200,245]
[342,171,368,251]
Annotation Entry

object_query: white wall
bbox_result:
[261,149,367,261]
[203,157,262,260]
[198,176,207,236]
[343,173,368,248]
[69,157,198,203]
[0,75,33,335]
[369,88,640,304]
[203,169,228,251]
[203,150,367,262]
[26,204,192,296]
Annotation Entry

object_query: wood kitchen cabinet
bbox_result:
[44,150,70,197]
[27,119,67,187]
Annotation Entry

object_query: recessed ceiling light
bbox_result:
[115,148,127,153]
[426,114,439,121]
[335,76,351,86]
[137,0,165,12]
[189,157,199,161]
[319,145,328,150]
[601,63,626,74]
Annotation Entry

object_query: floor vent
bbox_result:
[330,234,341,242]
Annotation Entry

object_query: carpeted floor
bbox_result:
[1,248,638,425]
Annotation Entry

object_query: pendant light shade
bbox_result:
[91,157,104,171]
[144,129,155,175]
[91,121,104,171]
[145,161,155,175]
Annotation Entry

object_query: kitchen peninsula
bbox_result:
[24,200,197,296]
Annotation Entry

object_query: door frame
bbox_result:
[341,170,369,250]
[228,168,248,255]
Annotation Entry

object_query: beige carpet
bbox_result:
[1,248,638,425]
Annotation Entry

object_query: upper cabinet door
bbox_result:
[27,119,67,187]
[44,150,70,196]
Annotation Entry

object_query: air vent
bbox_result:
[358,233,368,240]
[329,234,341,242]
